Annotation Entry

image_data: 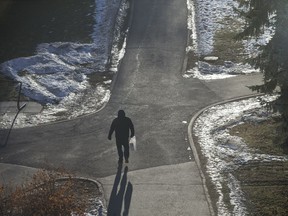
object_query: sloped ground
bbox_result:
[188,0,287,214]
[235,162,288,216]
[231,119,288,215]
[193,97,288,215]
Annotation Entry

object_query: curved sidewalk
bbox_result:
[0,0,264,215]
[98,74,263,216]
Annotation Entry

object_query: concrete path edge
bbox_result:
[59,176,107,208]
[187,93,264,216]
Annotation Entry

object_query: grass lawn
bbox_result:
[186,13,246,71]
[230,117,288,216]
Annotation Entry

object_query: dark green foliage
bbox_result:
[236,0,288,133]
[235,0,276,39]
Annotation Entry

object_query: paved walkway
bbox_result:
[0,163,38,187]
[99,162,211,215]
[0,0,264,215]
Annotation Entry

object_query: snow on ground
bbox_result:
[77,198,106,216]
[187,0,239,55]
[193,96,287,215]
[186,0,275,80]
[183,61,257,80]
[1,0,275,128]
[1,0,122,104]
[0,0,129,128]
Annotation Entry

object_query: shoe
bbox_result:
[118,159,123,164]
[125,159,129,163]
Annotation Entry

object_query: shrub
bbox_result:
[0,169,88,216]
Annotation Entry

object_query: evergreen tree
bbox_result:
[236,0,288,134]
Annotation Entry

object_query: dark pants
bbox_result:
[116,138,129,161]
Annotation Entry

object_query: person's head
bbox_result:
[118,110,126,118]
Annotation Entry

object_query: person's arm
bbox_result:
[129,119,135,137]
[108,119,116,140]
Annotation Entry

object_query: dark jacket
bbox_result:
[108,110,135,142]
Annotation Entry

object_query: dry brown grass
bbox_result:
[0,169,89,216]
[230,118,288,216]
[235,161,288,216]
[230,117,288,155]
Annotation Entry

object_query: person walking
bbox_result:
[108,110,135,164]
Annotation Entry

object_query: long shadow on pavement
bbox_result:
[107,165,133,216]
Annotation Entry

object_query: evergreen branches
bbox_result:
[236,0,288,133]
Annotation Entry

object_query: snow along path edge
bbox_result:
[188,93,263,216]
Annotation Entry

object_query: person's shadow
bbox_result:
[107,165,133,216]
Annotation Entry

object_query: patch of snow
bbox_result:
[184,66,235,80]
[1,0,126,104]
[228,174,247,215]
[109,0,130,72]
[1,84,111,128]
[185,0,274,80]
[193,95,287,215]
[187,0,198,51]
[203,56,219,61]
[0,0,130,128]
[189,0,239,55]
[242,13,276,58]
[72,197,107,216]
[184,61,258,80]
